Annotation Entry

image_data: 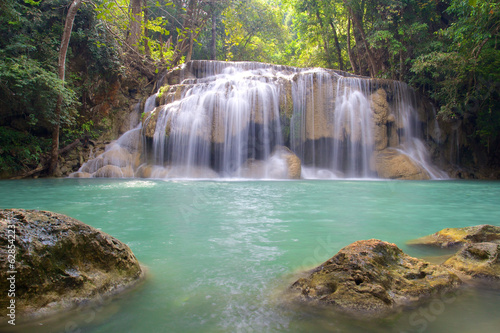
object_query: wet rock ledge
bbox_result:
[0,209,144,322]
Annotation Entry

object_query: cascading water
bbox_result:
[143,65,286,178]
[291,72,375,178]
[72,60,447,180]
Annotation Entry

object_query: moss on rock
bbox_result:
[0,209,143,322]
[443,242,500,284]
[290,239,461,318]
[407,225,500,248]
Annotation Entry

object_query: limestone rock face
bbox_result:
[94,165,127,177]
[143,106,162,140]
[407,225,500,248]
[374,148,431,180]
[276,146,301,179]
[303,74,336,141]
[371,88,389,151]
[290,239,461,318]
[443,242,500,283]
[0,209,143,321]
[371,88,389,125]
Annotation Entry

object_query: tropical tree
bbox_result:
[222,0,289,63]
[49,0,83,175]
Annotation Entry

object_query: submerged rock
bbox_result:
[443,242,500,284]
[290,239,461,318]
[407,225,500,248]
[0,209,143,322]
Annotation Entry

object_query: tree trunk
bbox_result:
[186,34,194,62]
[127,0,142,50]
[143,0,150,57]
[399,50,404,81]
[345,3,379,77]
[48,0,83,176]
[314,8,332,68]
[211,4,217,60]
[329,20,343,71]
[346,16,357,74]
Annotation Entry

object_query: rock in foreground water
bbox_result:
[290,239,461,318]
[443,242,500,284]
[0,209,143,322]
[407,225,500,248]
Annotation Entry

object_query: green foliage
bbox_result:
[222,0,290,63]
[0,56,78,128]
[0,0,126,176]
[157,84,170,99]
[411,0,500,146]
[1,0,498,174]
[0,127,47,174]
[61,119,98,146]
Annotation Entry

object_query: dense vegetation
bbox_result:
[0,0,498,177]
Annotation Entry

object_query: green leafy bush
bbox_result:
[0,127,47,174]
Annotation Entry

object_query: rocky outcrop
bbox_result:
[371,88,389,151]
[290,239,461,318]
[303,74,336,141]
[374,148,431,180]
[407,225,500,248]
[407,225,500,286]
[275,146,301,179]
[443,242,500,283]
[0,209,144,322]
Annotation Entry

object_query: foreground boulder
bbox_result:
[0,209,143,322]
[407,225,500,248]
[443,242,500,284]
[290,239,461,318]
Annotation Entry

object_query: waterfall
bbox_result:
[290,71,375,178]
[72,60,447,180]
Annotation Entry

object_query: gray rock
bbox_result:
[0,209,143,322]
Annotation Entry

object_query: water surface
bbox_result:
[1,179,499,332]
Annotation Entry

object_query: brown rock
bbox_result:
[68,171,92,178]
[303,73,335,141]
[370,90,389,151]
[374,148,430,180]
[0,209,143,322]
[290,239,461,318]
[371,88,389,125]
[278,78,293,119]
[277,146,301,179]
[94,165,126,177]
[142,107,161,140]
[443,242,500,283]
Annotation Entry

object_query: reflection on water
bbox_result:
[0,179,499,332]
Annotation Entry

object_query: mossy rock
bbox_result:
[290,239,461,318]
[0,209,144,323]
[443,242,500,284]
[407,225,500,248]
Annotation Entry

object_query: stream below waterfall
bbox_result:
[1,178,499,333]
